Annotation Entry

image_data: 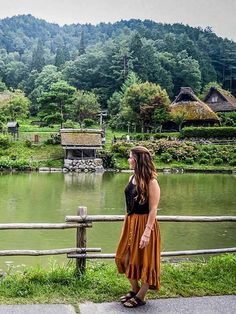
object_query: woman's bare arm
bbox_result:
[139,179,160,249]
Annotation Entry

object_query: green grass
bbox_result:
[0,141,64,169]
[0,254,235,304]
[19,132,57,142]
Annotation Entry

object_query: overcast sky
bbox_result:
[0,0,235,41]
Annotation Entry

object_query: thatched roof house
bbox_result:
[204,86,236,112]
[164,87,219,130]
[60,128,104,172]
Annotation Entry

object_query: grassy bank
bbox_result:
[0,254,235,305]
[114,157,234,172]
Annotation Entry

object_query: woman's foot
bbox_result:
[120,291,137,303]
[123,296,146,308]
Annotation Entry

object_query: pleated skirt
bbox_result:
[115,213,161,290]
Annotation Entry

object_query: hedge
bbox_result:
[180,127,236,139]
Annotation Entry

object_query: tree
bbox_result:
[0,91,30,121]
[171,108,188,131]
[107,71,141,129]
[174,50,202,95]
[31,40,45,71]
[153,107,170,132]
[38,80,76,127]
[55,46,70,68]
[79,30,86,55]
[73,90,101,126]
[123,82,170,131]
[29,65,63,114]
[0,79,7,92]
[3,61,28,89]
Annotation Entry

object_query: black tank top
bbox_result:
[125,175,149,215]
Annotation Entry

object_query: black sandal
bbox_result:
[120,291,136,303]
[123,296,146,308]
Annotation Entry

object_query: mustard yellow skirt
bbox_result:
[115,213,161,290]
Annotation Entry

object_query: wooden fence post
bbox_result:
[76,206,87,275]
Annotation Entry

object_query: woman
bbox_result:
[115,146,161,308]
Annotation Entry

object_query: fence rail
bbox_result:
[68,247,236,259]
[0,223,92,230]
[65,215,236,222]
[0,206,236,275]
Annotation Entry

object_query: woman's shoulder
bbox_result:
[128,174,134,182]
[149,178,160,189]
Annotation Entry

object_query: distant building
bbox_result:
[60,128,104,172]
[7,122,19,139]
[164,87,220,131]
[204,86,236,112]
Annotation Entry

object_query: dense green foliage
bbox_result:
[0,14,236,110]
[218,112,236,126]
[181,126,236,139]
[0,255,235,303]
[110,139,236,168]
[0,91,30,125]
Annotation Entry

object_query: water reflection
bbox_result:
[0,172,235,269]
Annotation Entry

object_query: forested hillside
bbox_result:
[0,14,236,112]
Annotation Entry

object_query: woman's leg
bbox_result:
[136,282,149,301]
[128,278,140,293]
[125,251,139,293]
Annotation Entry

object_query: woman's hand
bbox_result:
[139,233,150,249]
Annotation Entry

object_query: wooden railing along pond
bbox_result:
[0,206,236,274]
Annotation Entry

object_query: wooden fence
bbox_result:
[0,206,236,275]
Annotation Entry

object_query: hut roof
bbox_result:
[60,129,103,147]
[204,86,236,112]
[171,87,219,122]
[7,122,19,128]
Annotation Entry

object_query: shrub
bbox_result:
[199,158,209,165]
[0,158,30,170]
[180,127,236,139]
[63,120,76,128]
[184,157,194,164]
[198,151,210,160]
[212,158,224,165]
[219,112,236,126]
[83,118,94,128]
[45,160,55,167]
[97,151,115,168]
[133,134,143,141]
[45,133,61,145]
[0,134,11,149]
[229,159,236,166]
[25,139,32,148]
[111,142,133,157]
[160,153,172,163]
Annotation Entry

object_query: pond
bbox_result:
[0,172,235,270]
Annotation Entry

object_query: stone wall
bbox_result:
[63,158,103,172]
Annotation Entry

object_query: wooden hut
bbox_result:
[204,86,236,112]
[7,122,19,139]
[164,87,220,130]
[60,128,104,171]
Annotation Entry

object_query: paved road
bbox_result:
[79,295,236,314]
[0,304,76,314]
[0,295,235,313]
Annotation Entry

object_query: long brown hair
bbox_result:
[131,146,157,204]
